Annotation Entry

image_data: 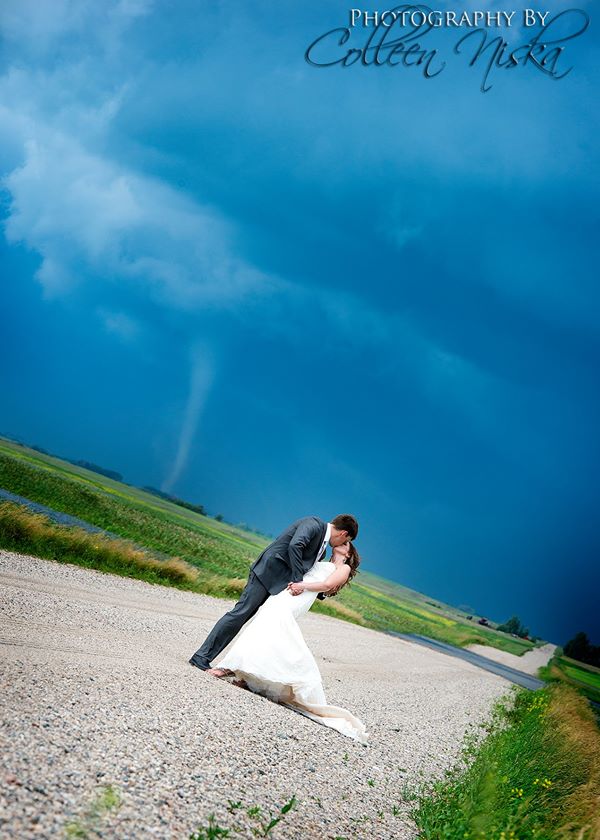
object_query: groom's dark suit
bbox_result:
[189,515,328,670]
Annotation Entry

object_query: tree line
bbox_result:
[497,615,531,639]
[563,631,600,667]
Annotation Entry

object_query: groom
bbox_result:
[189,513,358,676]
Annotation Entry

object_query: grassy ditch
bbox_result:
[0,501,201,589]
[412,683,600,840]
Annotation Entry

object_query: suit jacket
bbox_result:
[250,515,328,596]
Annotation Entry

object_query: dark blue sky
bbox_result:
[1,1,598,645]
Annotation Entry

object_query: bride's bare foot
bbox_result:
[206,667,234,678]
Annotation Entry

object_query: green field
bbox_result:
[539,653,600,706]
[0,436,537,653]
[358,571,536,656]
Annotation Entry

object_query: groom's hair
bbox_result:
[331,514,359,540]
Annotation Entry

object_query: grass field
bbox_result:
[358,571,536,656]
[0,436,538,653]
[539,654,600,706]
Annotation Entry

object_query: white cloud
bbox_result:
[97,308,140,341]
[0,0,153,53]
[0,0,89,47]
[3,128,276,308]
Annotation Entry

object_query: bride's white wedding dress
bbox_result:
[215,560,368,744]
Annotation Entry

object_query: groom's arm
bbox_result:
[287,518,321,582]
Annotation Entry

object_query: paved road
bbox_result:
[466,642,556,676]
[388,633,546,691]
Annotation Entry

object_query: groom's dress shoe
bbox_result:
[189,655,211,671]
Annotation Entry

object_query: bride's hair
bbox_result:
[323,542,360,598]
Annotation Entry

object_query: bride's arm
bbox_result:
[292,564,351,594]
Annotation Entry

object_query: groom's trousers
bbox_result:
[190,571,270,668]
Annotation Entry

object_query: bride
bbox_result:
[211,542,368,744]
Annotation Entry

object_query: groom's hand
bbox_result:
[287,582,304,596]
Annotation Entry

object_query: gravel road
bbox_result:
[0,550,509,839]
